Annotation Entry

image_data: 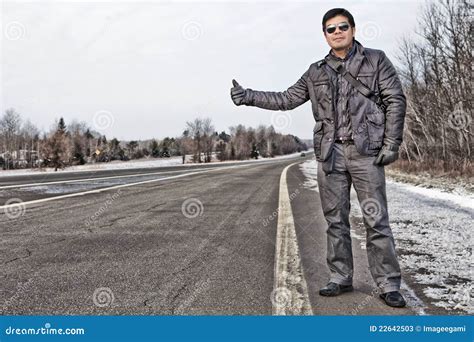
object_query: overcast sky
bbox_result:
[1,0,426,141]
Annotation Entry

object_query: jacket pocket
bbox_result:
[313,121,324,160]
[312,80,331,105]
[366,113,385,150]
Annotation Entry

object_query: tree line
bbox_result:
[0,111,308,170]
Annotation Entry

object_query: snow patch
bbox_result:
[386,179,473,210]
[299,160,319,192]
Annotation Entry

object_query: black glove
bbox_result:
[230,79,246,106]
[374,144,399,166]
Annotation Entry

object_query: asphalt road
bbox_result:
[1,156,420,315]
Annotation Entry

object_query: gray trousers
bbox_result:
[317,143,401,293]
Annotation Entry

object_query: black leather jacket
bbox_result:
[241,40,406,161]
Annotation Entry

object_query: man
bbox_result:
[230,8,406,308]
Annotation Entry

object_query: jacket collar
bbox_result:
[325,39,366,77]
[348,40,365,76]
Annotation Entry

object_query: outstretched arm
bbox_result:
[230,70,310,111]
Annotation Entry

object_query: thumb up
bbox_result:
[230,79,246,106]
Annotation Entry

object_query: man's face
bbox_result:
[323,15,356,51]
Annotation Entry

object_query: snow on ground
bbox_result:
[386,179,473,210]
[0,156,183,177]
[0,151,306,178]
[386,169,473,198]
[299,159,319,192]
[299,159,473,314]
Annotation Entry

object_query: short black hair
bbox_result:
[322,8,355,31]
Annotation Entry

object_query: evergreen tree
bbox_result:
[150,139,160,157]
[42,118,71,171]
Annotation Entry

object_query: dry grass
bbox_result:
[386,159,473,194]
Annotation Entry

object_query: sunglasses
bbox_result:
[325,22,350,34]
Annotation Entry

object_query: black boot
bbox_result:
[319,282,353,296]
[379,291,407,308]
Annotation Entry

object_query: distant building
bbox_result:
[0,149,39,169]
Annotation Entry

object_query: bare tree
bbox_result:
[0,108,22,169]
[229,124,250,160]
[186,118,204,163]
[201,118,216,162]
[180,131,193,163]
[20,119,40,167]
[397,0,472,175]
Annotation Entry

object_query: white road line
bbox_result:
[0,167,213,190]
[273,162,313,315]
[0,166,237,211]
